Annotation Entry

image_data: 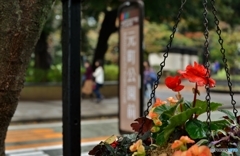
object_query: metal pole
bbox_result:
[62,0,81,155]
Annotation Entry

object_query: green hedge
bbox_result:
[104,64,118,81]
[25,64,119,83]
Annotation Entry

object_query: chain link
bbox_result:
[210,0,238,118]
[137,0,187,138]
[202,0,212,138]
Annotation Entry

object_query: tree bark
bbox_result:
[0,1,55,155]
[92,9,118,70]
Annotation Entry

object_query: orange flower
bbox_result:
[180,136,195,144]
[178,62,215,88]
[129,140,142,152]
[153,98,167,107]
[148,108,158,119]
[167,97,178,105]
[171,140,184,149]
[173,150,187,156]
[173,145,212,156]
[186,145,212,156]
[153,118,162,126]
[172,136,211,156]
[129,139,145,155]
[171,136,195,151]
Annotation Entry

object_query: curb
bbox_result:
[11,115,118,125]
[210,89,240,94]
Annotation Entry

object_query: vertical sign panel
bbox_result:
[118,1,144,134]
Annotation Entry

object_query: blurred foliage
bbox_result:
[209,30,240,69]
[25,61,62,83]
[212,69,240,80]
[104,64,119,81]
[25,62,119,82]
[27,0,240,82]
[144,21,195,53]
[82,0,240,30]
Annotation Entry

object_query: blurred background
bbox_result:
[24,0,240,86]
[6,0,240,155]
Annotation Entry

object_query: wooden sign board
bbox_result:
[118,0,144,134]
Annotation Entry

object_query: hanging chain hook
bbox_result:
[136,0,187,139]
[202,0,212,138]
[210,0,238,118]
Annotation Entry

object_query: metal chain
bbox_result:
[136,0,187,138]
[210,0,238,118]
[202,0,212,138]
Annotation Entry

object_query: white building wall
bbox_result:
[149,52,199,71]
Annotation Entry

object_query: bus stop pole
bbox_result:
[62,0,81,155]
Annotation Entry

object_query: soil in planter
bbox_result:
[148,144,175,156]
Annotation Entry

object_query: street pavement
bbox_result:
[6,119,119,156]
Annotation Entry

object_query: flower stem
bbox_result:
[191,83,198,120]
[192,83,198,108]
[180,103,183,112]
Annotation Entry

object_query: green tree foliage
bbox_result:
[83,0,240,31]
[144,21,195,53]
[210,30,240,69]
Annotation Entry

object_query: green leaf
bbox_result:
[194,99,222,115]
[186,119,207,139]
[161,101,181,119]
[140,131,151,141]
[181,100,192,111]
[122,133,138,142]
[207,120,230,130]
[153,104,171,115]
[156,107,200,145]
[156,130,168,145]
[195,139,209,146]
[219,109,236,122]
[104,143,115,154]
[215,129,227,136]
[220,152,231,156]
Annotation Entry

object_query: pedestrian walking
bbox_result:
[93,60,104,103]
[143,61,157,99]
[82,60,94,98]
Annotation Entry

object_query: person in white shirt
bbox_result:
[92,60,104,103]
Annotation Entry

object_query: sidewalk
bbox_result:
[13,82,240,123]
[12,83,191,123]
[14,98,118,123]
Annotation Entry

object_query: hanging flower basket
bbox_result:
[89,0,239,155]
[88,62,239,156]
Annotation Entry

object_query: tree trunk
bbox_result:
[92,9,118,70]
[34,31,53,69]
[0,1,55,155]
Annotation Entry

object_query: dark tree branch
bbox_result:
[92,9,118,70]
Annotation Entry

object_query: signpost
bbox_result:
[118,0,144,134]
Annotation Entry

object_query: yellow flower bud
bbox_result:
[153,118,162,126]
[151,126,160,133]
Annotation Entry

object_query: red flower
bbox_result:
[178,62,215,87]
[165,76,184,92]
[110,141,118,148]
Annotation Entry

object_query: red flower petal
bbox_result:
[178,62,216,88]
[165,76,184,92]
